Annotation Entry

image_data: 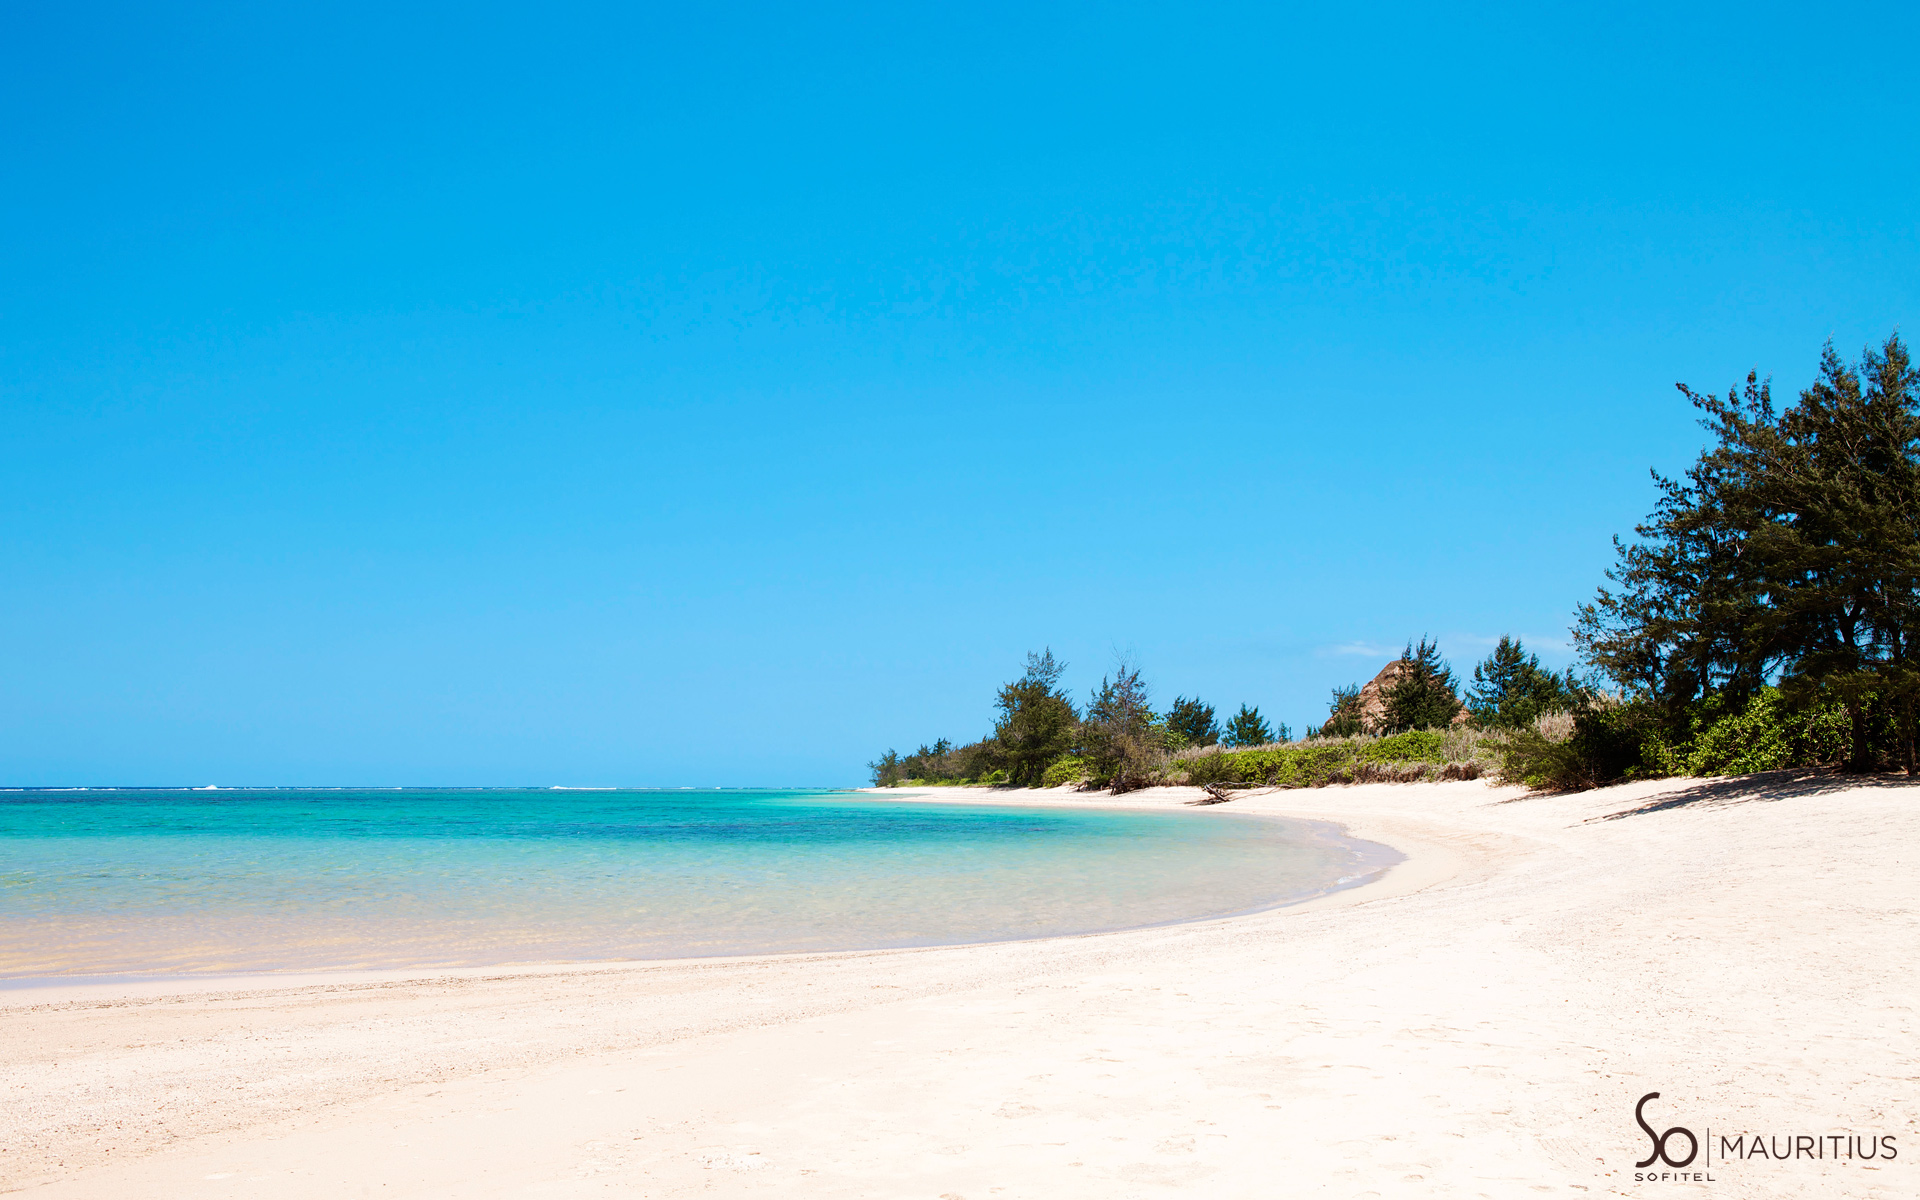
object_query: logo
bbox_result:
[1628,1089,1898,1185]
[1635,1093,1697,1168]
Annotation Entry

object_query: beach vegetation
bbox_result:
[1081,659,1162,792]
[876,649,1311,791]
[1317,641,1466,737]
[992,649,1081,787]
[870,736,993,787]
[1573,332,1920,780]
[1467,636,1578,729]
[1170,728,1497,789]
[1166,696,1220,749]
[1042,753,1089,787]
[897,738,966,783]
[1494,684,1872,790]
[868,749,903,787]
[1222,703,1275,747]
[871,337,1920,794]
[1321,685,1365,737]
[1382,637,1464,732]
[1490,704,1631,791]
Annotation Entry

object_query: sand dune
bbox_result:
[3,774,1913,1197]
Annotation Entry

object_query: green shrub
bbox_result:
[1686,688,1792,775]
[1494,701,1673,790]
[1791,695,1855,766]
[1359,730,1447,764]
[1041,754,1089,787]
[1674,686,1866,775]
[1491,726,1598,790]
[1491,688,1855,791]
[1577,702,1669,782]
[1273,743,1363,786]
[1179,752,1237,786]
[1167,728,1501,790]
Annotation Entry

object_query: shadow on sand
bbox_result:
[1590,768,1920,822]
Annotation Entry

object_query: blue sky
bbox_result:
[4,2,1917,785]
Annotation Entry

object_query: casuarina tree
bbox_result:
[991,648,1080,787]
[1466,636,1575,729]
[902,738,958,782]
[1223,703,1275,747]
[1082,658,1159,791]
[867,750,902,787]
[1321,685,1364,737]
[1382,637,1463,731]
[1165,696,1219,748]
[1577,334,1920,772]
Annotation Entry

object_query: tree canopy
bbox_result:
[1321,685,1364,737]
[1081,659,1159,791]
[1576,334,1920,772]
[1382,637,1462,731]
[1466,636,1575,729]
[1223,703,1275,747]
[992,648,1081,787]
[872,337,1920,789]
[1165,696,1219,748]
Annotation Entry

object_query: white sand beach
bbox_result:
[3,774,1913,1197]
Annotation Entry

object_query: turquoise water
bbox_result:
[0,788,1396,979]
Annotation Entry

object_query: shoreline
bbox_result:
[860,781,1486,917]
[5,774,1913,1197]
[866,780,1506,912]
[0,791,1406,1004]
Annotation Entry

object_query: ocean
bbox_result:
[0,788,1396,980]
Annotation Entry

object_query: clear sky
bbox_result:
[4,2,1917,786]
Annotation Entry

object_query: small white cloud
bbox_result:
[1321,641,1399,659]
[1450,633,1576,659]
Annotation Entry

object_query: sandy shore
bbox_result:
[3,774,1914,1197]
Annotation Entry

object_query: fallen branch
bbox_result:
[1188,782,1237,805]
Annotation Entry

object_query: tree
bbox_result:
[1223,703,1275,747]
[1467,636,1575,729]
[902,738,958,781]
[868,749,902,787]
[991,648,1081,787]
[1165,696,1219,748]
[1744,337,1920,772]
[1577,335,1920,773]
[1382,637,1462,731]
[1082,658,1159,791]
[1321,685,1364,737]
[1574,372,1778,713]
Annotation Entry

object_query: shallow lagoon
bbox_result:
[0,788,1397,978]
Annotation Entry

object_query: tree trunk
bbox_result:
[1847,702,1873,773]
[1903,695,1917,778]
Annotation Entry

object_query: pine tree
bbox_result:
[1223,703,1275,747]
[1082,659,1159,791]
[902,738,959,781]
[1755,337,1920,772]
[992,648,1080,787]
[1382,637,1462,731]
[1467,636,1573,729]
[1165,696,1219,748]
[1577,334,1920,772]
[1320,685,1364,737]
